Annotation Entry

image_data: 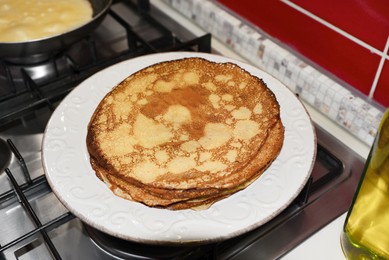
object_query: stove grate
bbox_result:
[1,139,74,260]
[4,168,60,259]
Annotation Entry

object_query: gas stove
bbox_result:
[0,1,365,259]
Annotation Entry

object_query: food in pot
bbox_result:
[86,57,284,210]
[0,0,93,42]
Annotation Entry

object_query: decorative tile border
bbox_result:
[165,0,383,146]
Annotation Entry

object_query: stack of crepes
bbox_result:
[86,57,284,210]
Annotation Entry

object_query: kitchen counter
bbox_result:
[283,213,347,259]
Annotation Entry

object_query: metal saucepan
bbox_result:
[0,0,112,63]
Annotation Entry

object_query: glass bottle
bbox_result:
[341,108,389,259]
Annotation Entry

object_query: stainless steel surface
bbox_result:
[0,1,366,259]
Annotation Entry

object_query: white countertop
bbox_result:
[283,213,347,259]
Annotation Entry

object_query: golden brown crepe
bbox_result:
[87,57,284,210]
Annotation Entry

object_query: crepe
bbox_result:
[87,57,284,210]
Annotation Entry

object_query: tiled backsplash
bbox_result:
[165,0,385,146]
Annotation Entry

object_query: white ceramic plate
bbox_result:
[42,52,316,244]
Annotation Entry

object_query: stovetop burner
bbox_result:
[0,0,365,259]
